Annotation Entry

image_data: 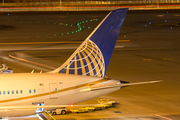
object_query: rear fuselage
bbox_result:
[0,73,120,117]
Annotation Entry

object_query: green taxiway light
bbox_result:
[88,27,90,29]
[47,22,48,23]
[60,23,61,25]
[62,33,63,35]
[66,24,68,26]
[54,34,56,36]
[54,23,56,24]
[86,20,88,22]
[76,31,77,32]
[38,36,39,38]
[71,25,73,26]
[67,33,69,34]
[82,21,84,23]
[46,35,47,37]
[72,32,74,33]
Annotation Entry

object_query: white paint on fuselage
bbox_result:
[0,73,120,117]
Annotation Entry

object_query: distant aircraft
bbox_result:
[0,8,161,119]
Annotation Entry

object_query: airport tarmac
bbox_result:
[0,10,180,120]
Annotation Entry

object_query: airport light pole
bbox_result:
[157,0,159,8]
[60,0,61,9]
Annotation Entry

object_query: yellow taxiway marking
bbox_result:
[0,40,130,45]
[142,59,153,61]
[0,41,80,45]
[119,48,174,51]
[173,15,180,17]
[156,15,164,17]
[117,40,130,42]
[162,58,173,60]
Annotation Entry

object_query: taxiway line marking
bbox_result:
[0,41,78,45]
[142,59,153,61]
[0,40,130,45]
[162,58,173,60]
[118,48,174,51]
[155,114,172,120]
[117,40,130,42]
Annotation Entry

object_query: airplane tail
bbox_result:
[50,8,128,77]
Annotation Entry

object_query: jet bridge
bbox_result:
[0,63,13,74]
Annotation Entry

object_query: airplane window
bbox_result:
[20,90,23,94]
[3,91,5,95]
[29,89,31,93]
[16,90,18,94]
[34,89,36,93]
[8,91,10,94]
[12,90,14,94]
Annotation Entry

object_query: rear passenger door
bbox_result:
[49,83,58,99]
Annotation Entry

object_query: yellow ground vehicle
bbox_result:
[70,99,115,113]
[97,99,114,108]
[85,106,96,111]
[70,109,79,113]
[70,107,88,113]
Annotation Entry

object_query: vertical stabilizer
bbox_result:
[50,8,128,77]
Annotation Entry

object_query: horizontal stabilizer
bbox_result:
[80,80,162,92]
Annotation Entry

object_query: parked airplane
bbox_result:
[0,8,161,118]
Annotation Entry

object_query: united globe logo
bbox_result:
[59,40,105,77]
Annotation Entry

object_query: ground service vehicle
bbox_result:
[0,63,13,74]
[51,108,66,115]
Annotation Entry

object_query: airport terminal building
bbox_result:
[0,0,180,11]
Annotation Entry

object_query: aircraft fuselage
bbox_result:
[0,73,120,117]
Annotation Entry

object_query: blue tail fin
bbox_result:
[51,8,128,77]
